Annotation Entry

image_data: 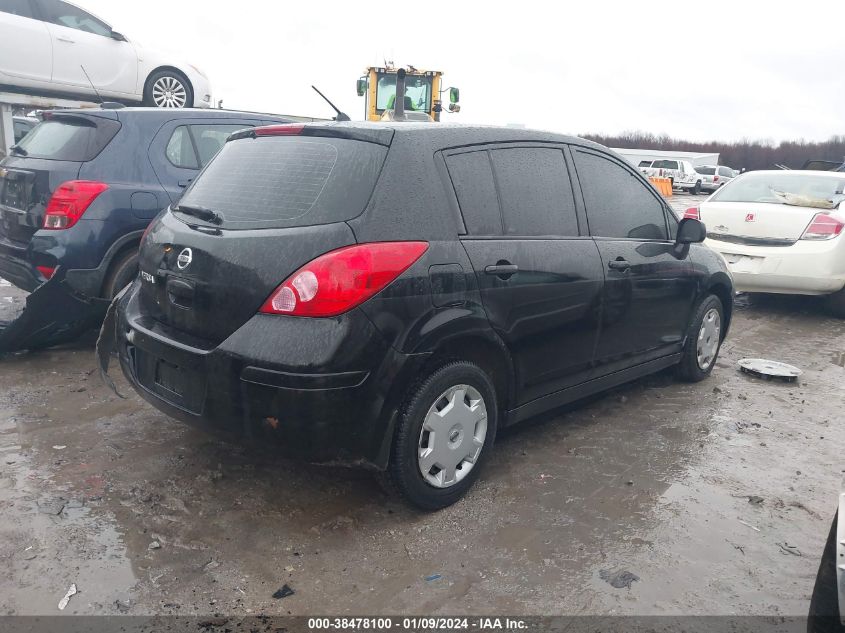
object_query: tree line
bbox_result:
[581,131,845,171]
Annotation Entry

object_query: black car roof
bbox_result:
[288,121,609,153]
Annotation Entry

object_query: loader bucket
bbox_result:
[0,271,110,354]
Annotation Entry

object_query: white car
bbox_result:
[695,164,736,193]
[688,170,845,316]
[640,159,704,195]
[0,0,212,108]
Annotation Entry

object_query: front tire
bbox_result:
[384,362,498,511]
[677,294,724,382]
[143,70,193,108]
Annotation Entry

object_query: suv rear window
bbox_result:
[696,166,716,175]
[15,115,120,161]
[176,136,387,229]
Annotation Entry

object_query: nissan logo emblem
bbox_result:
[177,247,193,270]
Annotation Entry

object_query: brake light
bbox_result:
[714,175,720,183]
[43,181,108,230]
[684,207,700,220]
[254,124,305,137]
[260,242,429,317]
[36,265,55,279]
[801,213,844,240]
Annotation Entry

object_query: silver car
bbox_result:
[697,165,736,193]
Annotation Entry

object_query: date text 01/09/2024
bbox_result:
[306,618,529,631]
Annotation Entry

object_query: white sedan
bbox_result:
[0,0,212,108]
[686,170,845,316]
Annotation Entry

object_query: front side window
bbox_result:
[0,0,34,18]
[375,72,432,113]
[191,124,249,165]
[38,0,110,36]
[574,149,669,241]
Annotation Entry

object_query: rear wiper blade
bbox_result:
[173,204,222,224]
[9,145,27,156]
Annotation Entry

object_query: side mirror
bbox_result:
[676,218,706,244]
[110,30,127,42]
[449,87,460,104]
[356,78,367,97]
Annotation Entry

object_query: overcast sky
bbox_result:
[82,0,844,143]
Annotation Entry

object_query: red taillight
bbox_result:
[713,175,720,183]
[260,242,429,317]
[801,213,845,240]
[683,207,700,220]
[254,124,305,137]
[36,265,55,279]
[43,180,108,230]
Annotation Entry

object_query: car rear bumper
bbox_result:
[0,240,42,291]
[113,282,426,469]
[706,236,845,295]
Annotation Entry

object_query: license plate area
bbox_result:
[132,346,206,414]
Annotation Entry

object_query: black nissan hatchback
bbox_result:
[103,122,733,510]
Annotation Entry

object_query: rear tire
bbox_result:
[692,181,701,195]
[383,361,497,511]
[102,249,139,300]
[677,294,724,382]
[825,287,845,319]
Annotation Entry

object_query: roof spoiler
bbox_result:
[228,124,394,147]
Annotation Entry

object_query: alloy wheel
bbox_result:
[152,76,188,108]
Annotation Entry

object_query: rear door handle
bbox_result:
[178,179,193,188]
[484,263,519,277]
[57,37,75,43]
[608,259,631,271]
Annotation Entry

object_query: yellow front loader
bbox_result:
[356,64,460,122]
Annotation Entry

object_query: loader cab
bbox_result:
[357,65,457,122]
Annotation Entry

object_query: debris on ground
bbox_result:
[738,358,802,383]
[58,584,78,610]
[272,584,294,599]
[425,574,442,582]
[748,496,764,505]
[52,445,66,450]
[113,599,131,613]
[37,498,66,515]
[599,569,640,589]
[202,559,220,572]
[148,540,161,550]
[738,520,761,532]
[777,542,802,556]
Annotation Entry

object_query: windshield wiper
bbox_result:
[9,145,27,156]
[173,203,222,225]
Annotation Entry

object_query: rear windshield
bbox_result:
[176,136,387,229]
[711,172,845,207]
[15,115,120,161]
[696,166,716,175]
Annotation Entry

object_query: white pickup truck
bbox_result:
[639,159,703,195]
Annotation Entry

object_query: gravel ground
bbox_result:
[1,200,843,616]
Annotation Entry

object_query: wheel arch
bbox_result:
[99,232,143,297]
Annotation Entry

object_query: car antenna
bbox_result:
[80,65,103,105]
[311,85,350,122]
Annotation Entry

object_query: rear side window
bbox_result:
[177,136,387,230]
[573,150,668,241]
[638,160,652,168]
[445,151,501,235]
[718,166,733,177]
[16,115,120,161]
[696,166,716,175]
[0,0,34,18]
[192,124,249,165]
[165,126,198,169]
[490,148,578,236]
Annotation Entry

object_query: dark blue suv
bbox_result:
[0,107,304,300]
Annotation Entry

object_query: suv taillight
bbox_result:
[43,181,108,230]
[713,175,720,183]
[260,242,429,317]
[684,207,700,220]
[801,213,844,240]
